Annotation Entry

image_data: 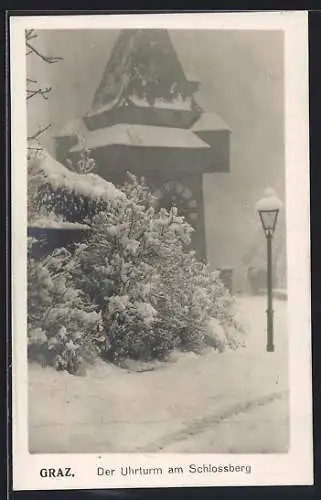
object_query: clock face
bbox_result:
[153,181,199,224]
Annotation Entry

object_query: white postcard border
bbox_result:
[10,11,312,490]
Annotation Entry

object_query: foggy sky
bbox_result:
[27,29,285,282]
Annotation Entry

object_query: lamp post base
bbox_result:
[266,303,274,353]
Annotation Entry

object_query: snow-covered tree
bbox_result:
[71,174,245,363]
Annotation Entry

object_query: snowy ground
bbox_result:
[28,296,288,454]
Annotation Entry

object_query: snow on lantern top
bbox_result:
[256,188,283,212]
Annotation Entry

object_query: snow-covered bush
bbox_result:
[71,174,245,362]
[154,238,246,353]
[27,238,101,374]
[206,318,227,352]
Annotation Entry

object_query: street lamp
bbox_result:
[256,188,283,352]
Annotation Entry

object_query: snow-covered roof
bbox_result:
[28,143,125,203]
[86,89,125,118]
[30,218,90,230]
[184,70,201,84]
[55,118,88,138]
[86,93,196,119]
[88,29,199,118]
[127,95,193,111]
[85,93,200,124]
[191,112,230,132]
[69,124,210,152]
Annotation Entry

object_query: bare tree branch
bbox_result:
[28,145,43,153]
[26,29,37,42]
[28,124,52,141]
[26,41,63,64]
[27,86,52,101]
[26,30,62,146]
[27,78,38,84]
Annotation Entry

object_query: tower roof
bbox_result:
[86,29,202,121]
[55,30,230,176]
[191,112,231,132]
[69,123,210,152]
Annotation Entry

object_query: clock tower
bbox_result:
[55,29,230,261]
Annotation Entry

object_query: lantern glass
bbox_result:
[259,209,279,234]
[256,188,283,236]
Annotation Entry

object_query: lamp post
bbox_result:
[256,188,283,352]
